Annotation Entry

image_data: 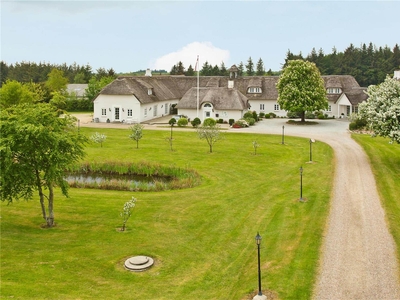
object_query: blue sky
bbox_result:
[1,0,400,74]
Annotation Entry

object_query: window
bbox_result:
[247,87,262,93]
[153,105,157,117]
[204,103,212,107]
[144,108,147,117]
[148,88,153,95]
[101,108,107,116]
[274,104,280,111]
[127,109,133,117]
[327,88,342,94]
[260,104,265,111]
[205,111,211,117]
[164,103,168,114]
[327,105,332,112]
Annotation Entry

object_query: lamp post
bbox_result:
[299,166,303,202]
[281,125,285,145]
[253,232,266,299]
[309,139,315,162]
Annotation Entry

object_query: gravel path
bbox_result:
[77,115,400,299]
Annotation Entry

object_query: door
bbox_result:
[114,107,120,121]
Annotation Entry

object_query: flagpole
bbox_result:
[196,55,199,118]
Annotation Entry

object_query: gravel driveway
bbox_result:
[78,115,400,299]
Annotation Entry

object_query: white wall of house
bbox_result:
[249,100,286,117]
[94,94,178,123]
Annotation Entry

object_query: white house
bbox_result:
[93,66,367,123]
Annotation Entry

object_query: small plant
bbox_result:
[252,140,259,155]
[259,112,265,118]
[120,197,137,231]
[129,124,144,149]
[229,119,235,126]
[90,132,107,147]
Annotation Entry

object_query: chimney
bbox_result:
[394,70,400,80]
[145,68,152,77]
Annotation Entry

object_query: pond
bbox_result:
[65,172,172,191]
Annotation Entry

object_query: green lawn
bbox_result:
[352,134,400,260]
[1,127,334,300]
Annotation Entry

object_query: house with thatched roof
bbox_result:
[93,68,367,123]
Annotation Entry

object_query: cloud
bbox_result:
[152,42,230,71]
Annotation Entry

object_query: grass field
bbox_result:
[352,134,400,260]
[1,127,335,299]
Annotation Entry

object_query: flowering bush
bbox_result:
[90,132,107,147]
[233,119,249,128]
[120,197,137,231]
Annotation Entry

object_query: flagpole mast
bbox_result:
[196,55,199,118]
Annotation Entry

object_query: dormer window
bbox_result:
[148,88,153,95]
[327,88,342,94]
[247,87,262,94]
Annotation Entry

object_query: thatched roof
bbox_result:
[345,87,368,105]
[98,74,363,105]
[177,87,249,110]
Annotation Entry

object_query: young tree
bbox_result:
[197,124,223,153]
[167,118,176,151]
[358,76,400,144]
[90,132,107,147]
[238,61,244,76]
[129,123,144,149]
[276,60,328,122]
[245,57,254,76]
[0,103,87,227]
[185,65,195,76]
[256,58,265,76]
[45,68,68,93]
[120,197,137,231]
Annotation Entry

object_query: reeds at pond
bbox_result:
[65,161,201,191]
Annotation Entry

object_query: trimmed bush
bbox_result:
[265,113,270,119]
[191,117,201,127]
[218,119,224,124]
[177,118,188,127]
[259,112,265,118]
[203,118,216,126]
[245,117,256,126]
[269,112,277,118]
[229,119,235,126]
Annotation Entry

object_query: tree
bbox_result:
[90,132,107,147]
[85,76,115,101]
[129,124,144,149]
[245,57,254,76]
[197,124,223,153]
[177,61,185,75]
[120,197,136,231]
[256,58,265,76]
[276,60,328,122]
[358,76,400,144]
[45,68,68,93]
[238,62,244,76]
[186,64,195,76]
[167,118,176,151]
[0,80,35,108]
[0,103,87,227]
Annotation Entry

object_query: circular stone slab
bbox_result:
[124,256,154,272]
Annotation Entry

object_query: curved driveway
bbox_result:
[79,115,400,299]
[241,119,400,299]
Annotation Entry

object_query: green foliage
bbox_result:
[277,60,328,122]
[0,80,35,108]
[259,112,265,118]
[245,56,254,76]
[168,118,177,126]
[65,98,93,111]
[203,118,216,126]
[269,112,277,118]
[264,113,270,119]
[45,68,68,93]
[228,118,235,126]
[129,124,144,149]
[177,117,188,127]
[85,76,115,101]
[191,117,201,127]
[256,58,265,76]
[0,103,87,227]
[245,117,256,125]
[287,111,301,118]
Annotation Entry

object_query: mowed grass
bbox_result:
[352,134,400,259]
[1,127,334,300]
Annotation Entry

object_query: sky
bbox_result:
[1,0,400,74]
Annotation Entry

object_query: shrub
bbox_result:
[252,111,258,121]
[243,111,254,119]
[264,113,270,119]
[203,118,216,126]
[245,117,256,126]
[217,118,224,124]
[317,113,325,119]
[305,111,315,119]
[269,112,277,118]
[177,118,188,127]
[287,111,300,118]
[229,119,235,126]
[191,117,201,127]
[259,112,265,118]
[233,119,249,128]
